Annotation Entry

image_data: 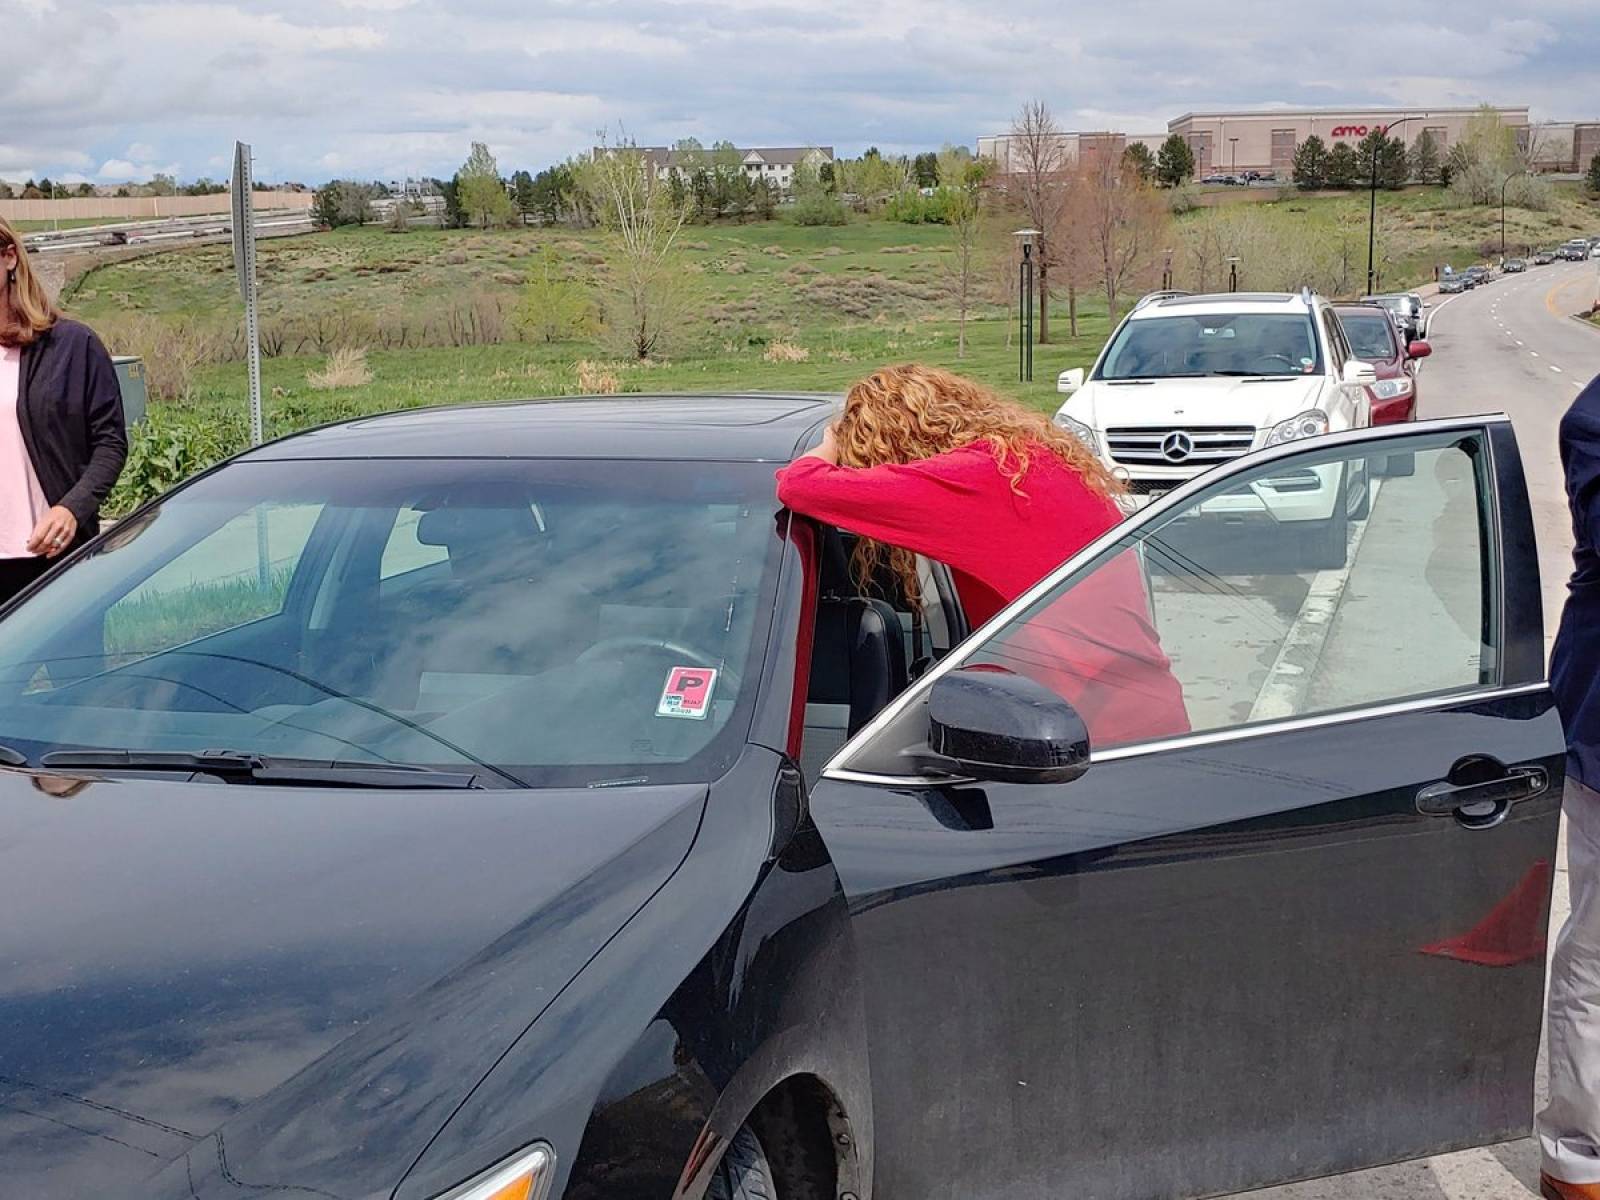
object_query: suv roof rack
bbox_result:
[1133,289,1192,310]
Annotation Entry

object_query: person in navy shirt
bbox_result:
[1541,372,1600,1200]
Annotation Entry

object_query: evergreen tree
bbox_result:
[1588,152,1600,196]
[1156,134,1195,187]
[1408,130,1441,185]
[1123,142,1156,183]
[511,169,537,216]
[1292,136,1328,189]
[912,151,940,189]
[1326,142,1359,188]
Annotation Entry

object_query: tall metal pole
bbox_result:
[1023,243,1034,382]
[1017,247,1025,382]
[1366,115,1423,294]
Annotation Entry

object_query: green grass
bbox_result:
[68,184,1600,470]
[12,218,123,232]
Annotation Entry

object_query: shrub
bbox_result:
[788,191,847,226]
[307,347,373,390]
[106,407,246,516]
[763,340,810,363]
[575,359,621,394]
[94,312,226,402]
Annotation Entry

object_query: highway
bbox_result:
[1243,258,1600,1200]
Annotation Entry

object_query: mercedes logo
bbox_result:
[1161,431,1195,463]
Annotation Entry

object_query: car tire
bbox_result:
[1350,464,1371,520]
[710,1125,778,1200]
[1304,472,1350,570]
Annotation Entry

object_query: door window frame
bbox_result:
[822,416,1541,785]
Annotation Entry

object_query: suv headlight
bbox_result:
[1264,410,1330,447]
[1370,377,1413,400]
[1053,412,1101,455]
[436,1144,556,1200]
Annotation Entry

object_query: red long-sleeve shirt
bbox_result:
[776,442,1190,749]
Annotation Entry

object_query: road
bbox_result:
[1244,258,1600,1200]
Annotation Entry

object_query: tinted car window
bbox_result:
[0,459,781,787]
[1340,311,1398,360]
[1097,312,1323,380]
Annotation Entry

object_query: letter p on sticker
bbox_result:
[657,666,718,720]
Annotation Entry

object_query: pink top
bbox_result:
[0,344,48,559]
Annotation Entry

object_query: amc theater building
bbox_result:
[1166,107,1532,176]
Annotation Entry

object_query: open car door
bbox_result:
[807,416,1562,1200]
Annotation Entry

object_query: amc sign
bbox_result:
[1330,124,1389,138]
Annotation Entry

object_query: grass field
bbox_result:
[67,182,1600,512]
[12,218,123,232]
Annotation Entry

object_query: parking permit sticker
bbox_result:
[657,666,717,720]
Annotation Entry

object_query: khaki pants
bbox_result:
[1541,777,1600,1183]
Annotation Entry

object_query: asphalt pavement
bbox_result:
[1240,259,1600,1200]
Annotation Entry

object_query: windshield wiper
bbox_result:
[1208,370,1299,378]
[37,749,490,789]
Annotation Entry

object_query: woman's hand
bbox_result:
[802,421,841,466]
[27,506,78,558]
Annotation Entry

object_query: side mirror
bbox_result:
[1342,360,1378,387]
[927,665,1090,785]
[1057,367,1085,394]
[1407,340,1432,359]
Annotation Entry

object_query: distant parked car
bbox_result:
[1438,274,1467,294]
[1559,239,1590,261]
[1533,250,1557,265]
[1363,294,1425,342]
[1200,173,1231,185]
[1503,258,1527,273]
[1464,266,1491,287]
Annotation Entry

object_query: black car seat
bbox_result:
[798,528,909,782]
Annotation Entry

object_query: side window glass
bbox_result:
[954,431,1496,754]
[1322,311,1347,370]
[104,504,322,660]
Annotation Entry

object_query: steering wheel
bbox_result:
[1246,353,1298,373]
[576,636,739,689]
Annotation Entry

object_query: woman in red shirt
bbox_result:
[776,364,1189,749]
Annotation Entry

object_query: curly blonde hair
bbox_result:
[835,363,1122,607]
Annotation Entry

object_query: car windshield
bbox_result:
[1096,311,1322,380]
[1339,312,1397,360]
[0,458,781,788]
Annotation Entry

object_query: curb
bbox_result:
[1569,312,1600,334]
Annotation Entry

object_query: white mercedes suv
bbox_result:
[1053,289,1378,568]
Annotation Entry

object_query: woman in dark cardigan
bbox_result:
[0,216,127,605]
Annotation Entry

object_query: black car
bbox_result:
[1503,257,1527,273]
[0,396,1563,1200]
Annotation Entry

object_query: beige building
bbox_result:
[1167,106,1530,176]
[979,106,1598,178]
[595,145,834,194]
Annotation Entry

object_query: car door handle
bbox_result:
[1416,766,1548,827]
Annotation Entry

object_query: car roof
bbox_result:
[244,393,841,463]
[1134,292,1315,318]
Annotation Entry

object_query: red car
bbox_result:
[1334,302,1431,425]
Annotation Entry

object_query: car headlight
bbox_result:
[1263,410,1330,447]
[1053,412,1101,455]
[436,1144,556,1200]
[1370,377,1413,401]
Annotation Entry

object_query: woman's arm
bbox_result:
[775,439,995,569]
[58,330,128,528]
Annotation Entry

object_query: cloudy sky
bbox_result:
[3,0,1596,186]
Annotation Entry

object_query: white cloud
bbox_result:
[0,0,1594,184]
[98,157,182,181]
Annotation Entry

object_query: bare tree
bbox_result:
[585,136,691,359]
[1008,100,1071,343]
[1077,156,1171,320]
[940,151,990,358]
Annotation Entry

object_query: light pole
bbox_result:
[1367,114,1425,295]
[1500,169,1527,262]
[1226,255,1241,293]
[1161,247,1174,290]
[1013,229,1039,382]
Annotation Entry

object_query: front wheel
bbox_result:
[710,1126,779,1200]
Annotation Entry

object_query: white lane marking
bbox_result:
[1531,351,1540,358]
[1516,340,1525,346]
[1428,1146,1528,1198]
[1552,365,1564,373]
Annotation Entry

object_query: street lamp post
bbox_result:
[1013,229,1040,383]
[1161,247,1174,290]
[1366,115,1425,295]
[1500,169,1527,262]
[1226,256,1241,293]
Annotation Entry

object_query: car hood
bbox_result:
[0,767,706,1198]
[1061,374,1327,433]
